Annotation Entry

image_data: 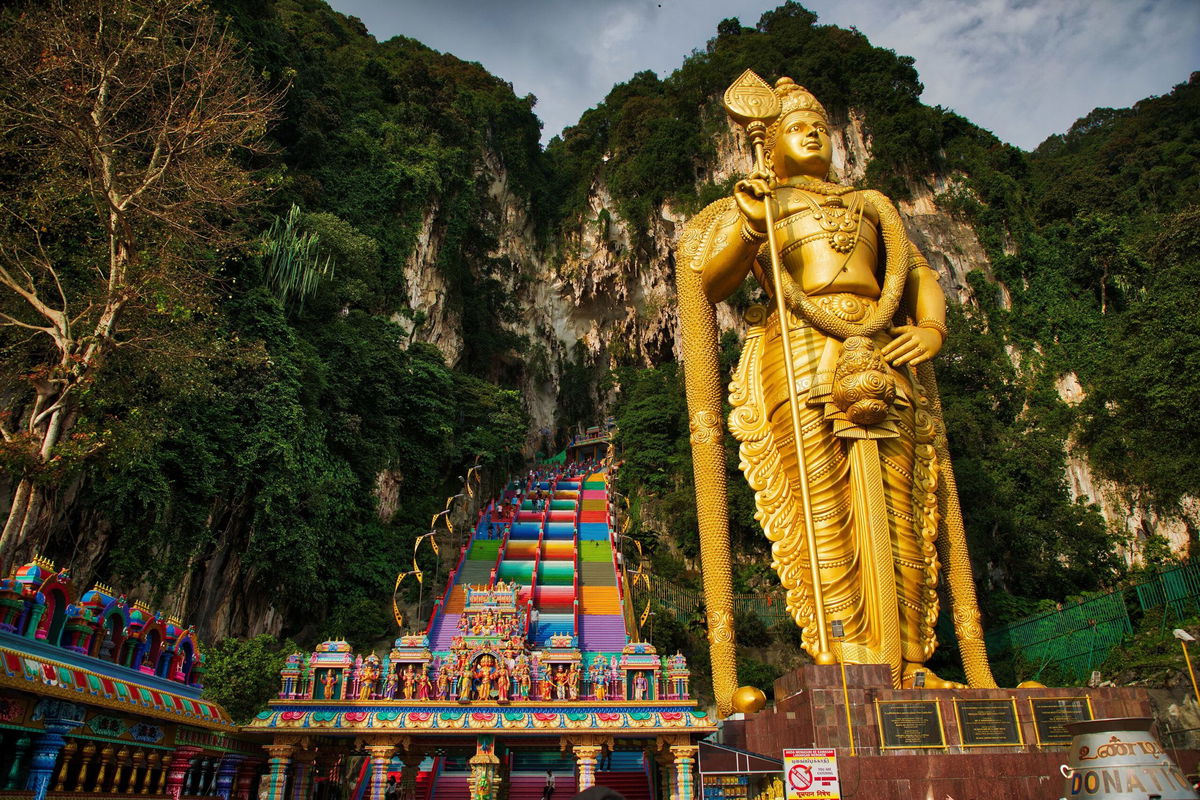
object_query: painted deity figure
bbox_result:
[320,670,338,700]
[633,671,648,701]
[475,657,496,701]
[591,663,607,701]
[515,660,531,699]
[552,665,568,700]
[677,74,993,693]
[417,665,432,700]
[567,664,580,701]
[402,665,416,700]
[436,665,450,700]
[358,659,379,700]
[496,664,511,702]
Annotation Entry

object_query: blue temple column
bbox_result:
[24,700,85,800]
[215,755,246,800]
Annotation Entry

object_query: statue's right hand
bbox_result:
[734,176,771,233]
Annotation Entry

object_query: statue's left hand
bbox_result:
[882,326,943,367]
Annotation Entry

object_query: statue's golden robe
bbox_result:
[730,300,942,682]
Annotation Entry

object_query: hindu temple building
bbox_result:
[0,556,261,800]
[244,461,715,800]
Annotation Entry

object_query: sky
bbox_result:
[326,0,1200,151]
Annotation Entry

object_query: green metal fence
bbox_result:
[984,563,1200,683]
[984,591,1132,683]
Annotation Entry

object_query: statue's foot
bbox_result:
[901,662,965,689]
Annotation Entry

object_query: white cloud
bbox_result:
[328,0,1200,149]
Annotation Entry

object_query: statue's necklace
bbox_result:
[788,175,856,196]
[795,187,864,254]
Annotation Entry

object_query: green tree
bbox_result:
[202,634,295,724]
[0,0,278,560]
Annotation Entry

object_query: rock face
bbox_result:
[1056,373,1199,561]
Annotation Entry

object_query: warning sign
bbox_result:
[782,749,840,800]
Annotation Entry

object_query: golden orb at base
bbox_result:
[731,685,767,714]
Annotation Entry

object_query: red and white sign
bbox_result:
[783,749,840,800]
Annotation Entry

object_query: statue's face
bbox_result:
[773,111,832,180]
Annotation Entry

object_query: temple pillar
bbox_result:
[156,754,173,796]
[467,736,499,800]
[289,751,316,800]
[185,753,204,796]
[131,748,148,795]
[5,735,31,790]
[262,744,295,800]
[74,741,97,791]
[142,751,160,795]
[669,746,697,800]
[235,759,260,800]
[24,729,73,800]
[572,745,601,792]
[53,738,78,792]
[25,702,84,800]
[653,752,672,800]
[363,744,395,800]
[216,755,246,800]
[399,752,422,800]
[24,603,45,639]
[114,746,132,793]
[166,747,202,800]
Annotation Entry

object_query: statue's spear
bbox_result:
[723,70,833,665]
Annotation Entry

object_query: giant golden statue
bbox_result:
[677,72,995,715]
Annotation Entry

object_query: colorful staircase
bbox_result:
[422,461,644,796]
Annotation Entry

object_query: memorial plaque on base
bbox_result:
[954,698,1022,747]
[875,700,945,749]
[1029,696,1093,745]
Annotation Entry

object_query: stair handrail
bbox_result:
[573,513,581,642]
[489,512,510,586]
[529,513,545,642]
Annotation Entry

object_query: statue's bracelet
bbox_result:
[740,219,767,244]
[917,318,948,341]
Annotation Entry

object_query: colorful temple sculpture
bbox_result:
[564,419,615,465]
[0,556,260,800]
[249,462,714,800]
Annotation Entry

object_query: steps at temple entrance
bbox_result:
[580,586,621,614]
[429,613,461,650]
[416,771,434,800]
[534,613,574,644]
[429,775,468,800]
[468,540,501,561]
[579,542,615,564]
[537,561,574,585]
[540,540,574,560]
[579,562,616,586]
[593,771,651,800]
[578,614,628,651]
[506,775,579,800]
[511,752,576,772]
[533,585,574,613]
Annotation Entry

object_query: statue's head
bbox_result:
[766,78,832,181]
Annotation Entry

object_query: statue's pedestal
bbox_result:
[720,664,1195,799]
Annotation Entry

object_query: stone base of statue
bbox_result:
[719,664,1200,799]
